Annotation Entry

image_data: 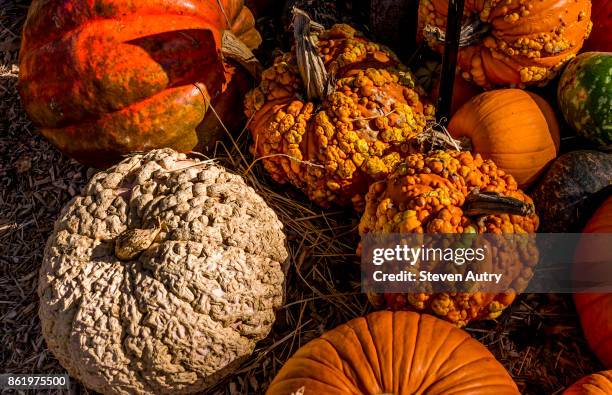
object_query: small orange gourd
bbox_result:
[448,89,560,187]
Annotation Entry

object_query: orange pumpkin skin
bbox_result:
[564,371,612,394]
[266,311,519,395]
[19,0,261,168]
[574,196,612,369]
[449,89,560,187]
[418,0,592,88]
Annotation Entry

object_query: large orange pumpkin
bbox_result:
[564,371,612,394]
[418,0,592,88]
[266,311,519,394]
[19,0,261,168]
[448,89,560,187]
[574,196,612,369]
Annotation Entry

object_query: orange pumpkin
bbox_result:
[448,89,560,187]
[19,0,261,168]
[266,311,519,394]
[418,0,593,88]
[564,371,612,394]
[574,196,612,369]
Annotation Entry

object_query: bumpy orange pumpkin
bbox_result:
[449,89,560,187]
[564,371,612,394]
[418,0,592,88]
[267,311,519,394]
[359,150,539,326]
[19,0,261,168]
[574,196,612,369]
[245,23,433,207]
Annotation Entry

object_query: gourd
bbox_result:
[558,52,612,149]
[564,371,612,394]
[19,0,261,168]
[418,0,593,88]
[359,150,539,326]
[266,311,519,394]
[39,149,287,394]
[533,150,612,232]
[449,89,560,187]
[574,196,612,369]
[245,14,433,208]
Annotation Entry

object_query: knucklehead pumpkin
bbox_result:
[245,11,433,208]
[19,0,261,168]
[418,0,593,88]
[359,150,539,326]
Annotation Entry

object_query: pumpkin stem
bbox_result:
[464,188,535,217]
[424,16,492,48]
[114,222,163,261]
[292,7,333,101]
[417,121,471,151]
[222,30,262,80]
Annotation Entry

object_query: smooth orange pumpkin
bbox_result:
[564,371,612,394]
[418,0,593,88]
[449,89,560,187]
[574,196,612,369]
[266,311,519,394]
[19,0,261,168]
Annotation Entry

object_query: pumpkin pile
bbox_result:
[13,0,612,393]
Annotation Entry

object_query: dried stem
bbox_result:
[423,16,492,48]
[222,30,262,79]
[292,8,330,101]
[464,188,535,217]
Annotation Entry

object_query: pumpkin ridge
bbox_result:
[320,325,378,393]
[363,314,387,391]
[413,317,456,393]
[274,356,355,392]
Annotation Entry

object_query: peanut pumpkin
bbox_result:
[449,89,560,187]
[574,196,612,369]
[564,371,612,394]
[245,20,433,208]
[418,0,593,88]
[266,311,519,395]
[19,0,261,168]
[359,150,539,326]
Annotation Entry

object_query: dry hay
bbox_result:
[0,1,603,394]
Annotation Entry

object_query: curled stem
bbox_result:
[464,188,535,217]
[292,7,331,101]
